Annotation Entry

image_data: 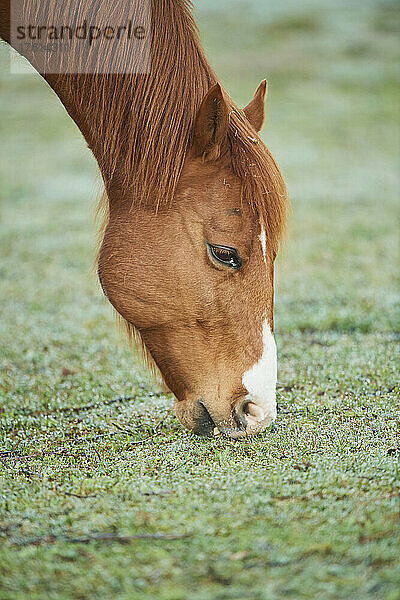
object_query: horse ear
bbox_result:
[193,83,229,158]
[243,79,267,132]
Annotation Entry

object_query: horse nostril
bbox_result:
[192,400,215,437]
[235,397,266,432]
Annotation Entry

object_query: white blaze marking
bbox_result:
[241,224,277,428]
[259,224,267,263]
[242,318,277,425]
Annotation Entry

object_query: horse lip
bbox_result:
[215,424,248,439]
[193,396,269,438]
[214,411,248,439]
[194,396,250,438]
[192,399,215,437]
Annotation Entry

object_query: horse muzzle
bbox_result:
[176,395,275,439]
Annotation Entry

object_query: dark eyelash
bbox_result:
[207,244,242,270]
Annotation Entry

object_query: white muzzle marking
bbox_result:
[242,318,277,427]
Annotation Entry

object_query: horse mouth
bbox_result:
[192,400,216,436]
[193,398,268,439]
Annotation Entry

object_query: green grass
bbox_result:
[0,0,399,598]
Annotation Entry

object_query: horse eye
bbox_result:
[207,244,242,270]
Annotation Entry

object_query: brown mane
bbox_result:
[12,0,288,250]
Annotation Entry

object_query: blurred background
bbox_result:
[0,0,398,399]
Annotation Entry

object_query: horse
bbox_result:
[0,0,288,438]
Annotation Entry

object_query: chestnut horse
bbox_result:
[0,0,288,438]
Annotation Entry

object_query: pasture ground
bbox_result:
[0,1,399,598]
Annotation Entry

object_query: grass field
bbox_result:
[0,0,399,598]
